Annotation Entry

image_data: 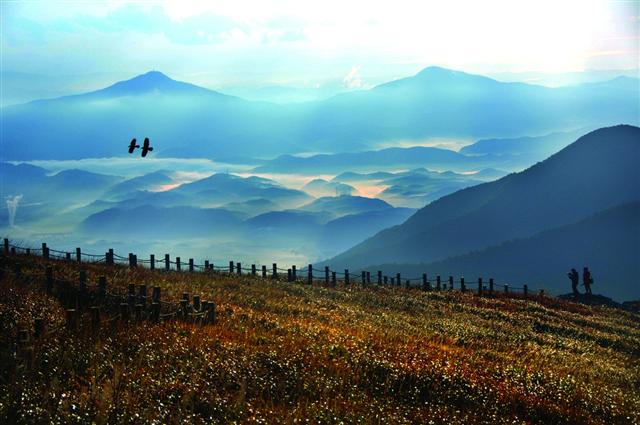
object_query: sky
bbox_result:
[1,0,639,104]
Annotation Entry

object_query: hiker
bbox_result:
[567,268,579,296]
[582,267,593,295]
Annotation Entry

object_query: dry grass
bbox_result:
[1,254,639,424]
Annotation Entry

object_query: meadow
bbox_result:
[1,253,638,424]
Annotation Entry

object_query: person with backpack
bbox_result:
[567,268,580,296]
[582,267,593,295]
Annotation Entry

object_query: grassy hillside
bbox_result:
[1,253,638,424]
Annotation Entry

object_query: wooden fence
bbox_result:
[2,238,538,341]
[2,238,533,296]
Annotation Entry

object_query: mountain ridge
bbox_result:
[321,125,640,271]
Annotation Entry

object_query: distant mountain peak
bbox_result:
[90,70,223,98]
[374,65,497,91]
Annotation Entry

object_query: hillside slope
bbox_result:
[323,125,640,270]
[369,202,640,301]
[1,253,638,423]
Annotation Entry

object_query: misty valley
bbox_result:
[1,69,639,302]
[1,149,509,271]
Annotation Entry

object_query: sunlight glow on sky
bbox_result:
[1,0,638,95]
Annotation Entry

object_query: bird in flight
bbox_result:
[128,138,139,154]
[141,137,154,157]
[127,137,154,157]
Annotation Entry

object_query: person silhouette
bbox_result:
[567,268,580,296]
[582,267,593,295]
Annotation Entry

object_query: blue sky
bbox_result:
[1,0,638,104]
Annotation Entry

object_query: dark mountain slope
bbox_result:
[369,202,640,301]
[322,125,640,269]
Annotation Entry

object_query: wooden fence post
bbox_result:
[262,265,267,278]
[377,271,382,284]
[120,303,129,322]
[449,276,454,290]
[460,277,466,293]
[361,271,366,286]
[66,309,77,331]
[236,262,241,275]
[331,271,337,287]
[99,276,106,299]
[65,252,71,261]
[384,276,388,285]
[79,270,87,299]
[287,269,292,282]
[150,254,155,270]
[229,261,234,274]
[396,273,401,287]
[139,285,147,305]
[90,306,100,331]
[205,260,210,271]
[345,269,349,285]
[176,257,181,272]
[189,259,194,273]
[325,266,330,285]
[180,300,188,319]
[489,278,494,294]
[108,249,114,265]
[3,238,8,255]
[308,264,313,285]
[45,267,53,294]
[34,318,44,339]
[436,275,441,290]
[128,284,135,304]
[504,284,509,294]
[272,263,277,279]
[164,254,170,271]
[76,247,82,263]
[478,278,483,296]
[367,271,371,284]
[151,287,161,306]
[252,264,256,276]
[523,284,528,297]
[151,303,160,323]
[42,243,49,259]
[422,273,429,291]
[292,265,297,281]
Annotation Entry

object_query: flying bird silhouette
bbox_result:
[141,137,154,157]
[128,138,139,154]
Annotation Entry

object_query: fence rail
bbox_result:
[2,238,534,297]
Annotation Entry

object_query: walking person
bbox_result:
[582,267,593,295]
[567,268,580,297]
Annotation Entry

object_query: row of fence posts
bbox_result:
[11,261,217,335]
[3,239,529,297]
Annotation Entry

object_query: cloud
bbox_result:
[343,66,364,89]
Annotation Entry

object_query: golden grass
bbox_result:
[1,254,638,424]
